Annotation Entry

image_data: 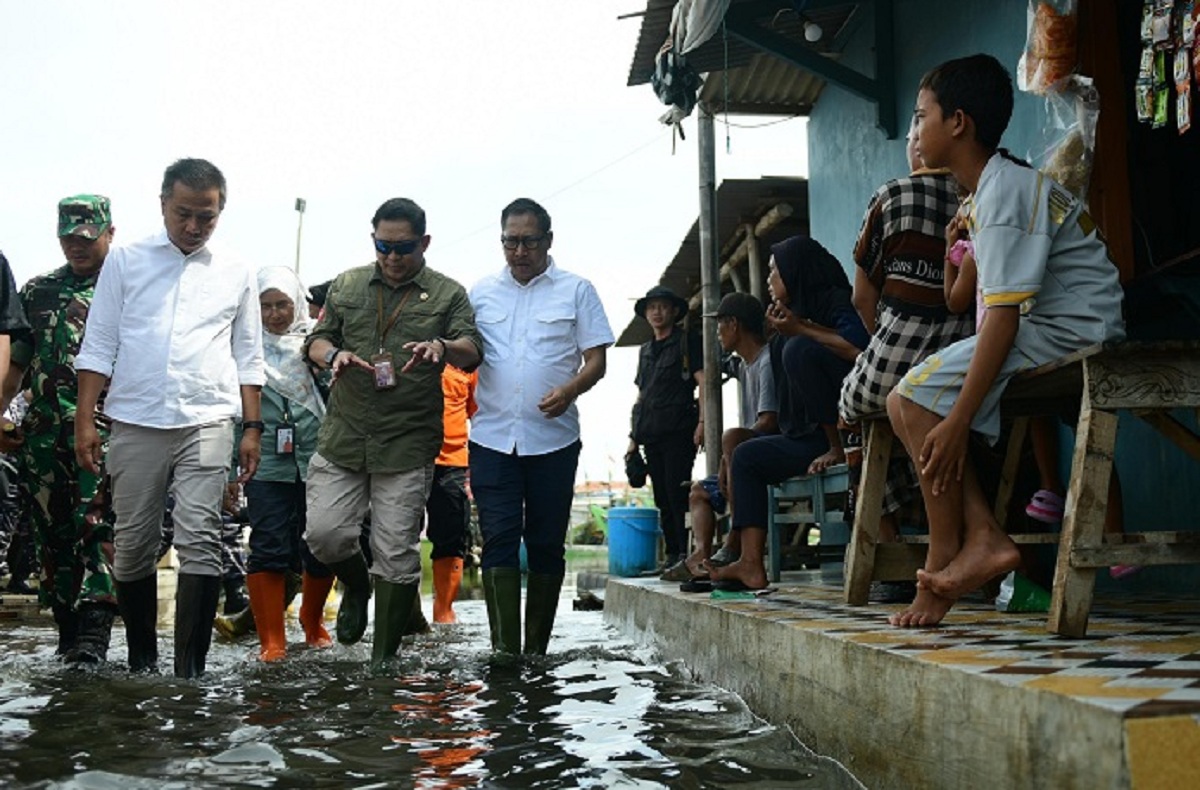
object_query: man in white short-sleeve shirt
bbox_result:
[75,158,265,678]
[469,197,613,655]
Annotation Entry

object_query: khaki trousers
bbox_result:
[304,452,432,585]
[108,420,233,581]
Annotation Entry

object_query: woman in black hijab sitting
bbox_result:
[706,236,868,591]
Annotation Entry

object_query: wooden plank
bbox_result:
[1085,351,1200,411]
[873,542,927,582]
[1073,543,1200,567]
[1048,406,1118,638]
[994,417,1029,527]
[844,420,892,604]
[1135,410,1200,462]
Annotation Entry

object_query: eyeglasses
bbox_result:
[373,237,422,257]
[500,234,547,251]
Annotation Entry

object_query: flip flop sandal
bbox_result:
[1109,564,1142,580]
[679,579,713,593]
[1026,489,1065,524]
[660,560,697,583]
[712,579,752,592]
[707,547,740,567]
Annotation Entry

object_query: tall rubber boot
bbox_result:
[63,602,117,664]
[117,573,159,673]
[245,572,287,662]
[523,573,563,655]
[432,557,463,624]
[51,604,79,657]
[174,573,221,678]
[326,552,372,645]
[404,594,430,636]
[299,572,334,648]
[481,567,522,654]
[370,580,418,668]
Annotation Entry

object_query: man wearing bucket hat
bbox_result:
[3,195,118,662]
[627,284,704,579]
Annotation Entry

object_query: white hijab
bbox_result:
[257,266,325,420]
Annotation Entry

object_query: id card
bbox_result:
[372,352,397,390]
[276,425,294,455]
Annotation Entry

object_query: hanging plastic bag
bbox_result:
[1017,0,1079,95]
[1032,75,1100,200]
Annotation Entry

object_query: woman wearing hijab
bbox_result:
[705,236,868,590]
[242,266,335,661]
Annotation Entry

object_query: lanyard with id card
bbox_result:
[276,403,295,456]
[373,285,415,390]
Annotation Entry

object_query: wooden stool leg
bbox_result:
[767,486,781,583]
[1047,407,1117,637]
[844,420,893,604]
[993,417,1029,527]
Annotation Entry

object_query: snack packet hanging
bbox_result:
[1018,0,1078,94]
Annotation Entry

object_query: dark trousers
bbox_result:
[730,432,829,530]
[426,464,469,560]
[470,440,580,576]
[244,478,330,577]
[643,431,695,558]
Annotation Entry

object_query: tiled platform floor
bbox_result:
[607,572,1200,789]
[722,578,1200,719]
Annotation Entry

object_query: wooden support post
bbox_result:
[745,222,763,303]
[697,105,722,475]
[844,420,893,604]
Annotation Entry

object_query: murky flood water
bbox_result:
[1,563,862,789]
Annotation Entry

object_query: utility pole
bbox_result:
[697,104,722,476]
[294,197,307,273]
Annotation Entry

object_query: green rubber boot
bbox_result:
[326,553,373,645]
[371,580,419,668]
[523,573,563,655]
[481,567,522,654]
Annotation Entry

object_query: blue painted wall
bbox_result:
[805,0,1200,590]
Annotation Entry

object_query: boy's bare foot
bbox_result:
[683,551,709,579]
[808,447,846,474]
[888,586,955,627]
[917,523,1020,600]
[704,557,768,590]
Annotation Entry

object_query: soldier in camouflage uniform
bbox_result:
[5,195,118,662]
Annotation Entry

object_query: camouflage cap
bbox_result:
[57,194,112,239]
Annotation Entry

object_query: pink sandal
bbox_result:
[1026,489,1065,524]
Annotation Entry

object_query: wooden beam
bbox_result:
[687,202,796,310]
[1134,410,1200,462]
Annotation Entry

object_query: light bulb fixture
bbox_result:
[804,21,822,42]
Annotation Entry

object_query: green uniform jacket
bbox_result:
[303,263,482,473]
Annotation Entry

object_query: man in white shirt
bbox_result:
[75,158,265,678]
[469,197,614,655]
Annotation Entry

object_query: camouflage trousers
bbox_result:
[22,428,116,610]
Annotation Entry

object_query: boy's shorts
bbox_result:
[893,333,1040,445]
[697,474,727,514]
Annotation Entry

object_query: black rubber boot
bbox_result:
[117,573,159,673]
[64,603,117,663]
[326,552,372,645]
[403,594,430,637]
[371,580,418,669]
[222,577,249,615]
[523,573,563,655]
[174,573,221,679]
[481,567,522,654]
[51,604,79,657]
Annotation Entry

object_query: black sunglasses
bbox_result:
[373,237,422,257]
[500,234,547,251]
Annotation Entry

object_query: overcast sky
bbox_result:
[0,0,808,483]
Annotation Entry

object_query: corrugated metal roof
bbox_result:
[617,176,809,347]
[626,1,859,116]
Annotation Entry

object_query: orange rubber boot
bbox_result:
[245,571,287,662]
[432,557,464,624]
[299,573,334,648]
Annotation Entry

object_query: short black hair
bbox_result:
[372,198,426,235]
[919,53,1013,151]
[161,158,227,209]
[501,198,552,235]
[308,280,332,308]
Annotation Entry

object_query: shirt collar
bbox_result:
[502,255,558,287]
[370,261,431,290]
[154,228,212,261]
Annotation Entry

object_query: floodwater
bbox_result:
[0,563,863,789]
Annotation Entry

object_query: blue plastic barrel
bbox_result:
[607,506,659,577]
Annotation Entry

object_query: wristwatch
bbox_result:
[242,420,266,433]
[322,346,342,367]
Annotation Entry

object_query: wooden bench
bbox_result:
[766,464,851,583]
[843,340,1200,637]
